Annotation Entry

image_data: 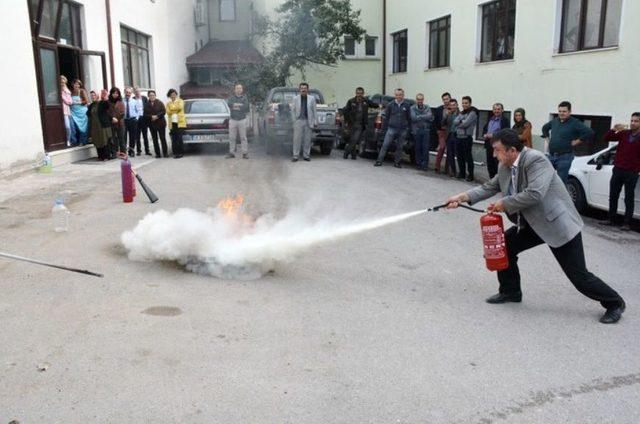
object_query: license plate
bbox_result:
[184,134,217,143]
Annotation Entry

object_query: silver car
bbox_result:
[183,98,230,145]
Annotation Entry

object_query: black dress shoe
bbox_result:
[303,157,311,162]
[374,161,382,167]
[600,301,625,324]
[465,175,474,182]
[394,162,402,169]
[145,151,152,156]
[155,155,162,159]
[486,292,522,304]
[343,151,349,159]
[291,157,299,162]
[351,154,357,160]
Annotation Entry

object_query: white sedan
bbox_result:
[567,144,640,218]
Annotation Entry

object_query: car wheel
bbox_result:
[566,177,587,213]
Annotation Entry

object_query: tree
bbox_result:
[235,0,366,100]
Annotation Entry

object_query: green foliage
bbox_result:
[234,0,365,100]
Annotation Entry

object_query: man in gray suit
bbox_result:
[290,82,317,162]
[446,129,625,324]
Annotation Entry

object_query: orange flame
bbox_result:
[217,195,244,215]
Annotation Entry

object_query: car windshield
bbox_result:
[185,100,228,114]
[271,91,322,104]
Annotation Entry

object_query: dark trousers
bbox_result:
[609,166,639,224]
[125,119,140,154]
[150,126,168,157]
[445,134,457,175]
[484,140,498,178]
[414,129,430,170]
[498,224,623,310]
[170,123,184,156]
[346,125,365,155]
[112,125,126,154]
[456,136,474,178]
[138,118,150,154]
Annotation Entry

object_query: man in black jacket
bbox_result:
[342,87,379,159]
[482,103,511,178]
[134,87,151,156]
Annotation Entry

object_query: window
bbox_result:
[392,30,407,73]
[121,26,151,88]
[344,36,356,56]
[219,0,236,21]
[195,68,211,85]
[560,0,622,52]
[365,36,378,56]
[185,99,228,114]
[428,15,451,68]
[38,0,59,38]
[481,0,516,62]
[475,110,512,141]
[58,1,82,47]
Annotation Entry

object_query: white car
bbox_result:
[567,144,640,218]
[183,98,230,145]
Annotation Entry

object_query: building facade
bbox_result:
[385,0,638,154]
[2,0,205,174]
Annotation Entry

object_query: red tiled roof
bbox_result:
[186,40,264,67]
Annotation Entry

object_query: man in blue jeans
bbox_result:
[375,88,412,168]
[541,101,594,183]
[410,93,434,170]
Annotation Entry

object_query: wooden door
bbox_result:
[37,43,67,151]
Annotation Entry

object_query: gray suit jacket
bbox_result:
[291,94,317,128]
[466,148,583,248]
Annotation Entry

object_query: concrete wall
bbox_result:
[385,0,640,143]
[1,5,45,173]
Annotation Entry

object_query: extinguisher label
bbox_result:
[482,225,506,260]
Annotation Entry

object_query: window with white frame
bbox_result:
[559,0,622,53]
[343,35,378,58]
[219,0,236,22]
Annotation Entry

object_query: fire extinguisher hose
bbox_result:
[427,203,486,213]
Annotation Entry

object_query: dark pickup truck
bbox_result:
[257,87,338,155]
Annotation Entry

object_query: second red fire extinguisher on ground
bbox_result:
[480,212,509,271]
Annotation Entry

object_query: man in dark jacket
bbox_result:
[134,87,151,156]
[375,88,411,168]
[482,103,511,178]
[226,83,251,159]
[342,87,379,160]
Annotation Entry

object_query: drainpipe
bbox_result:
[105,0,116,87]
[381,0,386,95]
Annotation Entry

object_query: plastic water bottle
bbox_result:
[52,199,70,232]
[40,153,52,173]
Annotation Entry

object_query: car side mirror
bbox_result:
[595,156,604,170]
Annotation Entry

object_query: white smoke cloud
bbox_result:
[121,206,423,280]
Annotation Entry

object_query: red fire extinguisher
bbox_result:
[120,158,135,203]
[480,212,509,271]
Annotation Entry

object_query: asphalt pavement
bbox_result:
[1,143,639,423]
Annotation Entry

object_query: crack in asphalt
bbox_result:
[469,372,640,424]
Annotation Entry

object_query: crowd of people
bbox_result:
[338,86,638,230]
[59,75,187,160]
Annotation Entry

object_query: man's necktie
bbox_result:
[509,166,518,195]
[126,99,130,119]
